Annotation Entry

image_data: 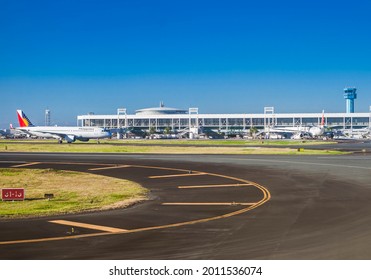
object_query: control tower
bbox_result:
[343,88,357,113]
[45,109,51,126]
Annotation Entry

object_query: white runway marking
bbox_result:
[224,157,371,170]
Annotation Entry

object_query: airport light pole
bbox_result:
[188,108,199,138]
[117,108,127,128]
[117,108,127,139]
[264,107,275,133]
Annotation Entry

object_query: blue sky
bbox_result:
[1,0,371,127]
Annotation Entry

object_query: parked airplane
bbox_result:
[268,110,326,138]
[1,125,26,138]
[0,129,8,137]
[15,110,111,143]
[339,127,371,139]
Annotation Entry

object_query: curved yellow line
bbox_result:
[0,163,271,245]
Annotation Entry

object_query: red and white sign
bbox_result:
[1,188,25,201]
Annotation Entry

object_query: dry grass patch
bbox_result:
[0,168,148,218]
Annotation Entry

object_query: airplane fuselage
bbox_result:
[269,125,325,138]
[15,109,111,143]
[17,126,111,142]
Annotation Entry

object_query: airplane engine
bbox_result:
[64,135,76,143]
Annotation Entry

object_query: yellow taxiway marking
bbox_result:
[149,172,206,179]
[11,162,40,168]
[49,220,127,233]
[162,202,256,206]
[89,165,131,171]
[130,165,194,172]
[178,183,252,189]
[0,163,271,246]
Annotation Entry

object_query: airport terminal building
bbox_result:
[77,103,371,133]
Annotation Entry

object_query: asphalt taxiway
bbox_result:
[0,149,371,259]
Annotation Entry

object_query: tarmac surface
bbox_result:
[2,139,371,153]
[0,144,371,259]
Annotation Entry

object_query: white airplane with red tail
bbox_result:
[15,110,111,143]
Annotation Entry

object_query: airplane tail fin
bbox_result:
[17,110,34,127]
[321,110,325,127]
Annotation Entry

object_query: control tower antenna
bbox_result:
[343,87,357,113]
